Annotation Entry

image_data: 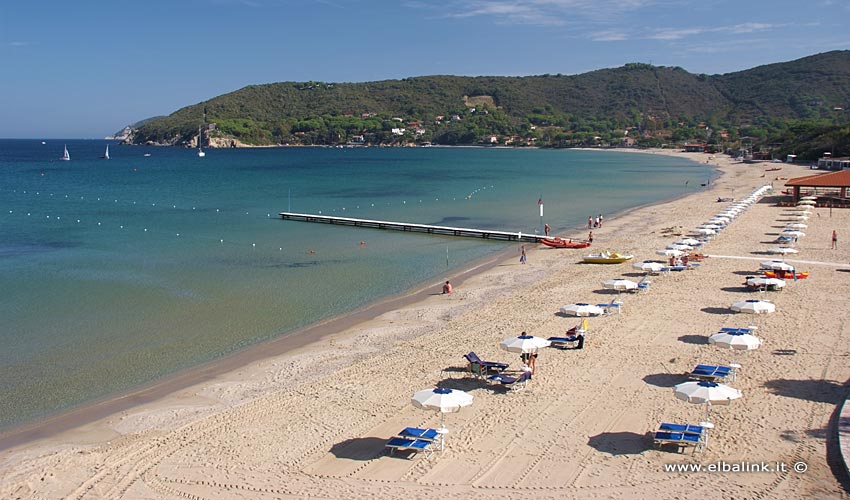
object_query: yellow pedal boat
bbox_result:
[582,251,634,264]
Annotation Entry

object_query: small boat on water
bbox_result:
[100,145,110,159]
[582,251,634,264]
[540,237,591,249]
[60,144,70,161]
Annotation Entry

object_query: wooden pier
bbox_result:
[279,212,543,243]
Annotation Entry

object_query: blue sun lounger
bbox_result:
[385,436,434,458]
[547,334,584,349]
[659,423,705,435]
[719,327,755,334]
[653,430,703,454]
[687,364,733,382]
[465,352,509,378]
[398,427,439,441]
[487,370,532,391]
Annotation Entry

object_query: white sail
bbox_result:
[102,145,110,160]
[60,145,70,161]
[197,126,205,157]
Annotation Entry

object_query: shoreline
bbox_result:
[4,148,848,499]
[0,147,710,448]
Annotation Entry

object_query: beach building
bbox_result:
[817,156,850,170]
[683,143,706,152]
[784,169,850,204]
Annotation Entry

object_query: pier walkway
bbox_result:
[279,212,543,243]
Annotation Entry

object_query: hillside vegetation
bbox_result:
[129,51,850,156]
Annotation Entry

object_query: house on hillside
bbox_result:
[621,137,636,148]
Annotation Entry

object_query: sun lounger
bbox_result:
[398,427,439,441]
[488,370,532,391]
[719,327,755,334]
[547,333,585,349]
[687,364,733,382]
[636,280,651,293]
[596,300,622,314]
[465,352,509,378]
[385,436,434,458]
[659,422,705,435]
[653,430,703,454]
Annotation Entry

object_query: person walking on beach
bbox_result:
[588,231,593,244]
[587,216,593,229]
[832,230,838,250]
[520,245,527,264]
[544,223,551,236]
[598,214,604,228]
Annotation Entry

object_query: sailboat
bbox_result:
[60,144,70,161]
[100,145,110,159]
[197,126,206,157]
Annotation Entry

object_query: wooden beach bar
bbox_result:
[279,212,544,242]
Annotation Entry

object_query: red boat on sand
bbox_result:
[540,237,591,249]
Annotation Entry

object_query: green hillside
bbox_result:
[129,51,850,149]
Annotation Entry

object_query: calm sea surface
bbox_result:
[0,140,713,430]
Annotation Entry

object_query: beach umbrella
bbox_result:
[695,228,716,235]
[560,303,605,317]
[602,278,638,292]
[675,238,701,246]
[760,260,795,271]
[781,230,805,238]
[500,334,551,354]
[768,246,799,255]
[788,214,809,221]
[731,299,776,314]
[793,206,812,212]
[785,223,807,229]
[709,331,762,351]
[746,277,786,290]
[668,243,693,251]
[797,199,816,206]
[656,248,684,257]
[699,223,721,229]
[411,387,473,448]
[633,260,665,273]
[800,196,817,201]
[674,381,742,405]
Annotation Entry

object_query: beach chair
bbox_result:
[547,333,584,349]
[652,430,703,454]
[597,300,622,315]
[719,327,755,335]
[636,279,651,294]
[487,370,532,392]
[687,364,733,382]
[398,427,440,442]
[385,436,434,458]
[659,422,705,435]
[465,352,509,378]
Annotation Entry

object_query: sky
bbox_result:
[1,0,848,138]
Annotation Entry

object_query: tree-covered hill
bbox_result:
[128,50,850,149]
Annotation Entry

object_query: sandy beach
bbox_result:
[2,149,849,499]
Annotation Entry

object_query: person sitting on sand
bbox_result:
[442,280,453,294]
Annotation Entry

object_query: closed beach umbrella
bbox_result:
[560,303,605,317]
[768,246,799,255]
[785,223,807,229]
[656,248,684,257]
[746,277,786,290]
[412,387,473,447]
[760,260,795,271]
[674,380,742,405]
[602,278,638,291]
[500,334,551,353]
[709,331,762,351]
[633,260,665,273]
[731,299,776,314]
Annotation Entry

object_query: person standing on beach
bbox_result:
[588,231,593,243]
[520,245,527,264]
[832,230,838,249]
[587,216,593,229]
[544,223,551,236]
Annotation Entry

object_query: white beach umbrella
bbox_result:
[785,223,807,229]
[674,380,742,405]
[793,206,813,212]
[800,196,817,201]
[788,214,809,221]
[781,230,805,238]
[731,299,776,314]
[668,243,693,251]
[633,260,666,273]
[500,334,551,354]
[700,223,721,229]
[560,303,605,317]
[696,228,716,235]
[411,387,473,447]
[746,277,786,290]
[760,260,795,271]
[656,248,684,257]
[602,278,638,291]
[797,199,816,206]
[709,331,762,351]
[675,238,701,246]
[768,246,799,255]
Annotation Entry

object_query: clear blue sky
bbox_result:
[1,0,847,138]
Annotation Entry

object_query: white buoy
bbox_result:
[252,243,256,247]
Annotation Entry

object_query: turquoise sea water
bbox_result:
[0,140,713,430]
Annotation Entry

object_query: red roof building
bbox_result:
[784,170,850,202]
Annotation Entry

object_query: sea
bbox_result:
[0,140,714,431]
